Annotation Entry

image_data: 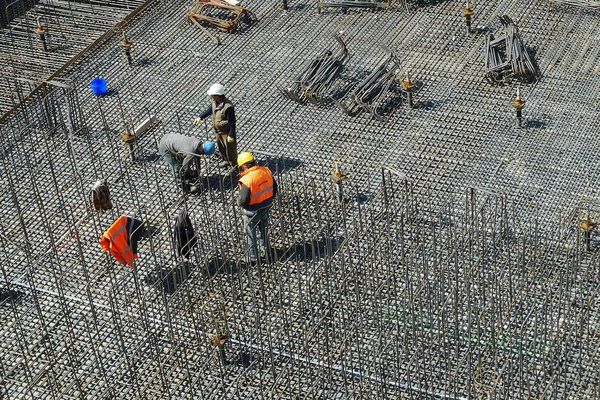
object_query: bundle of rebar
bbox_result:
[187,0,256,33]
[338,49,400,118]
[279,34,349,105]
[485,15,539,84]
[549,0,600,7]
[317,0,393,12]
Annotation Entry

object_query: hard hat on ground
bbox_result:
[207,83,225,96]
[237,152,255,167]
[203,140,216,155]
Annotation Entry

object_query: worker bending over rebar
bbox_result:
[194,83,238,168]
[159,133,215,193]
[237,152,277,264]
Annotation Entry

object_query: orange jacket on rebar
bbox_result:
[100,216,144,268]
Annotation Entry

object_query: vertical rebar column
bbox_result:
[579,218,596,252]
[512,87,526,128]
[35,16,48,52]
[120,32,133,66]
[401,74,416,109]
[331,160,348,204]
[462,2,474,35]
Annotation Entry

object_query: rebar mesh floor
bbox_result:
[1,0,600,398]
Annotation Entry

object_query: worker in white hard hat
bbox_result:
[193,83,238,168]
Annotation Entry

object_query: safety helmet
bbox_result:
[203,140,216,156]
[237,152,255,167]
[207,83,225,96]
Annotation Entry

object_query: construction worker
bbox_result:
[193,83,237,168]
[158,133,216,193]
[237,152,277,263]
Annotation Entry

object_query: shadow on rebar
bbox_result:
[284,235,345,262]
[0,288,26,306]
[204,256,242,276]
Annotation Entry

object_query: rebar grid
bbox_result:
[0,0,150,114]
[2,0,600,398]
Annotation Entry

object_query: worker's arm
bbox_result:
[225,107,236,140]
[181,153,195,172]
[198,105,212,120]
[238,183,251,207]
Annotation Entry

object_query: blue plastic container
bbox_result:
[90,78,108,96]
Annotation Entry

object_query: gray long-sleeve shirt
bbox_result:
[159,134,203,171]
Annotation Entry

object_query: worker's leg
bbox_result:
[216,134,228,164]
[257,208,271,256]
[224,137,237,166]
[217,133,237,167]
[242,213,259,262]
[160,149,182,185]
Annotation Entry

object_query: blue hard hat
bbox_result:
[203,140,216,155]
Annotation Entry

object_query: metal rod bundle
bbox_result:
[548,0,600,7]
[279,34,349,105]
[186,0,257,34]
[485,15,539,84]
[317,0,394,13]
[338,48,400,119]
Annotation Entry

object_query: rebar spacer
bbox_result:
[512,97,525,110]
[35,24,47,36]
[122,130,136,144]
[331,161,348,184]
[579,219,597,232]
[120,38,132,50]
[401,77,416,92]
[210,331,231,347]
[462,6,474,19]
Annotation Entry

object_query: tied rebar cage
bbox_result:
[2,0,600,398]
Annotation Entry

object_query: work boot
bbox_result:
[184,170,198,180]
[182,183,199,194]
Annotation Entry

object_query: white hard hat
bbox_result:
[207,83,225,96]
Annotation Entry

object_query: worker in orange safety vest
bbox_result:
[237,152,277,264]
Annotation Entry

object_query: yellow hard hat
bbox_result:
[237,152,255,167]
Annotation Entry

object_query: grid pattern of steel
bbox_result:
[1,0,600,398]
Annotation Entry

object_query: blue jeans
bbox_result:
[242,208,270,262]
[160,148,182,185]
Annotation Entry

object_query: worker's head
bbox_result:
[207,83,225,102]
[202,140,216,156]
[237,152,255,170]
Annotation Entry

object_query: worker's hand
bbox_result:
[193,117,203,126]
[226,135,235,144]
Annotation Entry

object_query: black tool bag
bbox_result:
[173,208,198,259]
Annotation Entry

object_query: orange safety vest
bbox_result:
[100,216,138,268]
[239,166,274,206]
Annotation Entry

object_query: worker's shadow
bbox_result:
[282,235,345,262]
[203,256,242,276]
[198,173,238,192]
[413,0,447,7]
[261,156,302,174]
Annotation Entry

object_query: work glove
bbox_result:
[226,135,235,144]
[193,117,203,126]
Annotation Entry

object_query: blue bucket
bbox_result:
[90,78,108,96]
